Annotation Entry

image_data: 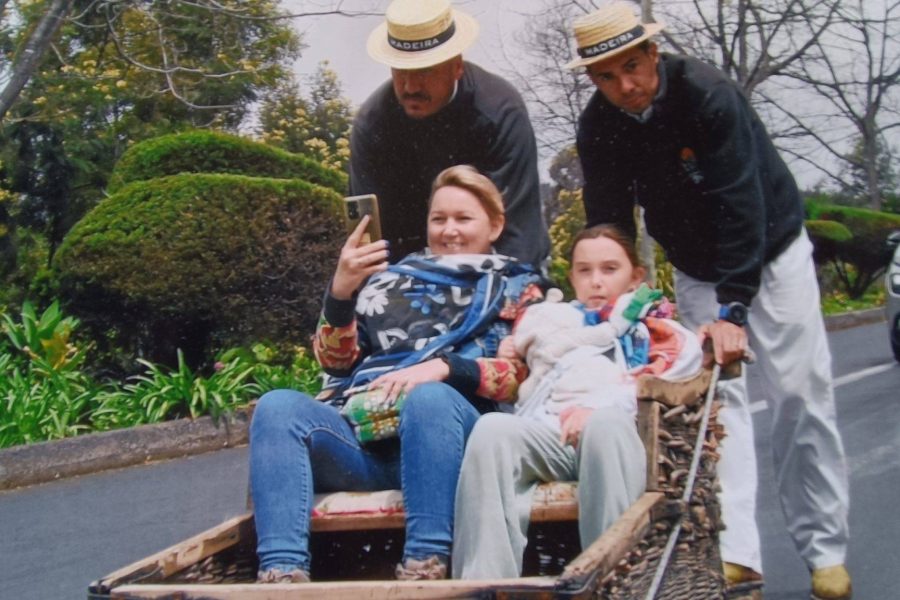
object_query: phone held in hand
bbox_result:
[342,194,382,244]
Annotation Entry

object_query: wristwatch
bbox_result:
[718,302,749,326]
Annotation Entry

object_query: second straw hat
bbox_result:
[566,2,664,70]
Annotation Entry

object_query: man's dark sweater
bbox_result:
[350,62,549,267]
[577,53,803,306]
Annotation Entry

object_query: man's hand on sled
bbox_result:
[369,359,450,403]
[332,216,390,300]
[698,320,747,367]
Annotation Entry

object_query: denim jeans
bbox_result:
[250,382,482,572]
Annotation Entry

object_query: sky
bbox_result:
[277,0,860,189]
[283,0,538,108]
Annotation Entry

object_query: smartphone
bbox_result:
[343,194,382,244]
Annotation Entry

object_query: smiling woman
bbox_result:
[247,162,544,583]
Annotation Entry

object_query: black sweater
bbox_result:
[350,62,549,268]
[577,53,803,306]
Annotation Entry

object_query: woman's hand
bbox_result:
[331,216,390,300]
[558,406,595,448]
[368,358,451,403]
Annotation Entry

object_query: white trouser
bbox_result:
[675,230,849,572]
[452,408,646,579]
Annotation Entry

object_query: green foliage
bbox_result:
[258,64,353,173]
[218,343,323,397]
[0,302,325,448]
[0,0,303,308]
[91,350,259,428]
[805,199,900,297]
[107,131,347,194]
[0,301,99,446]
[1,300,86,370]
[54,173,345,368]
[547,189,587,294]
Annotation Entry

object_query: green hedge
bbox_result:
[55,173,345,365]
[107,130,348,194]
[804,200,900,297]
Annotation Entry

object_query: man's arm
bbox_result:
[695,83,767,307]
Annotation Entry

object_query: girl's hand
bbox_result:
[331,216,390,300]
[497,336,519,359]
[558,406,595,448]
[368,358,450,403]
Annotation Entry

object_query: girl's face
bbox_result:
[427,185,503,255]
[569,236,645,309]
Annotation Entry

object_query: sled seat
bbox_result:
[308,368,713,533]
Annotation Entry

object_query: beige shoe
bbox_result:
[395,555,448,580]
[724,562,764,600]
[811,564,852,600]
[257,566,310,583]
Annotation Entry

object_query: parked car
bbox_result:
[887,232,900,362]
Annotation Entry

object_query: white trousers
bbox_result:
[452,408,646,579]
[675,230,849,572]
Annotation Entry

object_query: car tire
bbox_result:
[892,315,900,363]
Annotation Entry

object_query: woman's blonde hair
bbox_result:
[430,165,505,225]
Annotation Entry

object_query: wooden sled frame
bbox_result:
[91,368,718,600]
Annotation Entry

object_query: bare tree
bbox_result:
[764,0,900,209]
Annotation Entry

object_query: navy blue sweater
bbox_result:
[577,53,803,306]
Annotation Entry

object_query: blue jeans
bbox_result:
[250,382,482,572]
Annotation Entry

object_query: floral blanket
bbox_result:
[322,252,542,406]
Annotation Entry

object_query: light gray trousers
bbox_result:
[675,230,849,571]
[452,408,646,579]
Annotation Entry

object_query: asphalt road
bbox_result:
[1,321,897,600]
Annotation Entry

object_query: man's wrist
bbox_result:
[718,302,749,326]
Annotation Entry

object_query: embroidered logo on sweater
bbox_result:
[679,147,704,184]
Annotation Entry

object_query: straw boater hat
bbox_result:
[367,0,479,70]
[565,2,664,70]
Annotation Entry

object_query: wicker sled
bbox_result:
[89,365,743,600]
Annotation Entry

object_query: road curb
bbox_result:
[824,306,885,331]
[0,308,886,491]
[0,405,255,491]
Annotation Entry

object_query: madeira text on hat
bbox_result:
[367,0,479,70]
[565,2,664,70]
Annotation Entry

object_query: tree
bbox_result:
[767,0,900,210]
[504,0,842,158]
[0,0,302,265]
[258,61,353,172]
[0,0,376,122]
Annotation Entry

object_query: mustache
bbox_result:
[401,93,430,102]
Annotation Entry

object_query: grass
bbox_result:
[821,283,886,316]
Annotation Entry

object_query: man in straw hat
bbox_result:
[349,0,549,268]
[566,3,851,599]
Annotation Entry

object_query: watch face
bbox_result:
[729,303,748,325]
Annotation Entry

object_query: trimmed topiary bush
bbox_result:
[805,200,900,297]
[107,130,348,194]
[55,173,345,368]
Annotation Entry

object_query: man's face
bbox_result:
[586,43,660,114]
[391,56,464,119]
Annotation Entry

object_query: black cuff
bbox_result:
[322,288,357,327]
[442,353,480,398]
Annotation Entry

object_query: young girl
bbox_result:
[452,224,702,580]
